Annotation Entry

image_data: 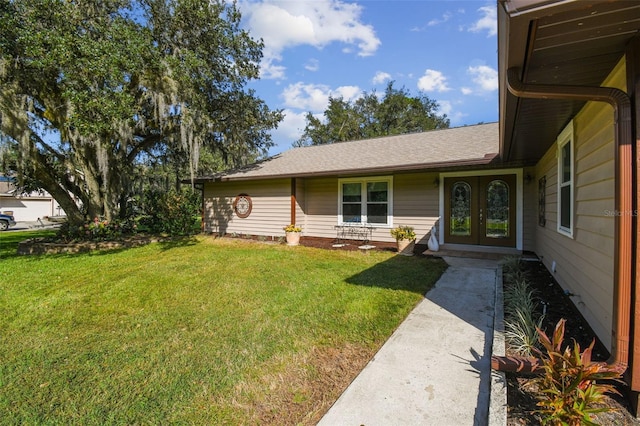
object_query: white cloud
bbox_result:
[427,12,452,27]
[417,69,451,92]
[261,61,287,80]
[372,71,392,85]
[277,109,308,138]
[304,58,320,72]
[460,87,473,95]
[266,109,308,154]
[242,0,381,80]
[437,100,453,116]
[468,5,497,37]
[436,100,466,125]
[281,82,362,112]
[468,65,498,92]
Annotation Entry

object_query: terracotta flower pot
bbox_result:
[396,239,415,256]
[286,231,301,246]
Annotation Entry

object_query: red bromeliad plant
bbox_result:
[534,319,623,425]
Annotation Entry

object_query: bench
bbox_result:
[334,224,374,245]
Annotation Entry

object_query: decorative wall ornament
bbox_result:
[233,194,252,218]
[538,176,546,227]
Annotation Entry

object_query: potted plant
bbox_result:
[283,224,302,246]
[390,225,416,255]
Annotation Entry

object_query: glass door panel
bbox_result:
[485,180,509,238]
[450,182,472,236]
[444,175,516,247]
[478,175,516,247]
[444,177,478,245]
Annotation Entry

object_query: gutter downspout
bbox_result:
[491,67,633,375]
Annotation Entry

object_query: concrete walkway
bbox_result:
[318,256,504,426]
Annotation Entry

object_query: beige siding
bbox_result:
[522,167,537,251]
[392,173,440,244]
[533,58,624,350]
[301,177,339,238]
[203,179,291,237]
[299,173,440,243]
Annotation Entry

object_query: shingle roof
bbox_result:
[198,122,499,182]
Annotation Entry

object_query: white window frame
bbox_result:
[557,121,574,238]
[338,176,393,227]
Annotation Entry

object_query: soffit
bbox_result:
[500,0,640,163]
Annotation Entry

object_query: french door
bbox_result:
[443,175,516,247]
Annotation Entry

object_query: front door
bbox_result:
[444,175,516,247]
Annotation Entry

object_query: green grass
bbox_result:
[0,231,446,424]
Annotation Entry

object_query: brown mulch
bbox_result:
[506,258,640,425]
[299,236,400,253]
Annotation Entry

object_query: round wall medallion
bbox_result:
[233,194,252,218]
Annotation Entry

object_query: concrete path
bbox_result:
[318,257,502,426]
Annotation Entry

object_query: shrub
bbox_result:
[534,319,623,425]
[140,187,201,236]
[57,217,138,242]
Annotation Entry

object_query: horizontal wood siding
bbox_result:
[300,173,439,243]
[522,167,537,252]
[533,59,624,350]
[203,179,291,237]
[301,177,340,239]
[393,173,440,244]
[295,178,305,229]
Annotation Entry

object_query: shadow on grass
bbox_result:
[345,254,448,295]
[0,230,201,260]
[157,236,199,251]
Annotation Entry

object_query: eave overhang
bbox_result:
[499,0,640,163]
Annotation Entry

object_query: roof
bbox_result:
[498,0,640,163]
[196,122,499,182]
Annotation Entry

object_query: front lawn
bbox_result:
[0,232,446,424]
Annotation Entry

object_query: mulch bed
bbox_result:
[506,258,640,425]
[299,236,400,253]
[16,235,172,255]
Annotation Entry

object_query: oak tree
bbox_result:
[295,82,449,146]
[0,0,282,225]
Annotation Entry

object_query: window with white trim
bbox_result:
[338,177,392,226]
[557,121,574,237]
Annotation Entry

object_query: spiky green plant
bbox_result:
[534,319,623,425]
[504,278,544,356]
[505,309,545,357]
[500,255,522,276]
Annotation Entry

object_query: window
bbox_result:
[338,177,392,226]
[557,121,574,237]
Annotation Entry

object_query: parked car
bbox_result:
[0,213,16,231]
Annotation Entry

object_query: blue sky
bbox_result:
[238,0,499,155]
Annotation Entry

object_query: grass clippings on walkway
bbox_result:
[0,231,446,424]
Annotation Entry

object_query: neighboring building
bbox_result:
[198,0,640,414]
[0,176,64,221]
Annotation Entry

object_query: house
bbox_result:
[497,0,640,414]
[195,122,532,250]
[0,176,64,221]
[198,0,640,414]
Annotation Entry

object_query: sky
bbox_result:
[237,0,499,155]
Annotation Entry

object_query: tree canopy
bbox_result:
[294,82,450,147]
[0,0,283,225]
